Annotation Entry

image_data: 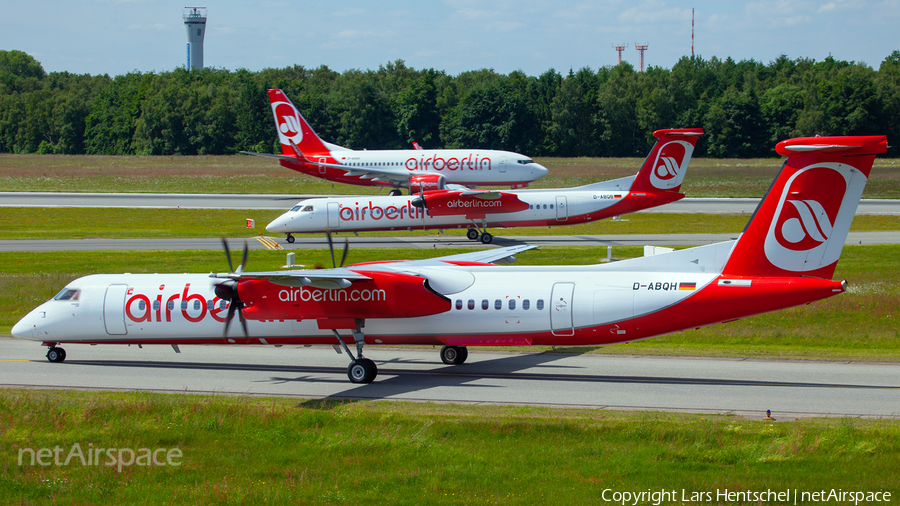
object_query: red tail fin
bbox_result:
[630,128,703,193]
[267,89,332,158]
[722,135,887,279]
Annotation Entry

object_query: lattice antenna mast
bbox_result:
[612,43,628,65]
[692,8,695,57]
[635,43,649,72]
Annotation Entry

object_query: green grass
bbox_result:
[2,153,899,198]
[2,245,898,361]
[1,207,898,240]
[1,390,897,505]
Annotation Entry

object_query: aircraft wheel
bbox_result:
[466,229,480,240]
[440,345,468,365]
[389,189,403,196]
[286,235,295,244]
[479,232,493,244]
[347,358,377,383]
[47,347,66,363]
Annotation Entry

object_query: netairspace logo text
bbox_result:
[601,488,892,505]
[18,443,182,473]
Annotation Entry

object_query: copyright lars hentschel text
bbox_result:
[602,488,891,505]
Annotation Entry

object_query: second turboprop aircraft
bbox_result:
[266,128,703,243]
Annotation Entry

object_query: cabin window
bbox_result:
[494,299,502,310]
[181,301,188,310]
[482,299,489,310]
[207,300,214,310]
[219,300,227,310]
[508,299,516,310]
[537,299,545,310]
[138,300,146,310]
[542,204,547,209]
[53,288,80,301]
[194,300,202,310]
[550,204,554,209]
[153,301,160,311]
[167,300,175,311]
[467,299,475,310]
[455,299,463,310]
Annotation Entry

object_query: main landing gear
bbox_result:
[332,319,377,383]
[440,345,468,365]
[388,188,403,196]
[285,234,295,244]
[466,227,493,244]
[46,344,66,363]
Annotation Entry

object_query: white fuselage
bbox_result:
[12,243,735,348]
[267,184,635,234]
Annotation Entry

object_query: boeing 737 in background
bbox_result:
[12,135,885,384]
[242,89,548,193]
[266,128,703,243]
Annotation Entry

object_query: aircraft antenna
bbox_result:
[612,43,628,65]
[635,43,649,72]
[183,7,207,70]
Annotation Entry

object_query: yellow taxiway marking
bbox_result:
[256,237,283,250]
[0,359,30,362]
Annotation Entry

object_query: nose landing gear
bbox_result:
[46,344,66,363]
[331,319,377,383]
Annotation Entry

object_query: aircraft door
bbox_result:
[318,157,327,175]
[327,202,341,228]
[499,156,506,173]
[103,284,128,335]
[556,196,568,221]
[550,282,575,336]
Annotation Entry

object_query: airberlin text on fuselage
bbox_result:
[279,287,386,303]
[405,154,491,172]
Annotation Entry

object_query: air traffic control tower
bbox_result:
[183,7,207,70]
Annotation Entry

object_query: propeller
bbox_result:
[216,237,249,337]
[410,186,428,229]
[324,228,350,268]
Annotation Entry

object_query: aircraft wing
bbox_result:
[211,268,372,289]
[399,245,537,266]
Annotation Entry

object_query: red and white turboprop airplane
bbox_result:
[266,128,703,243]
[242,89,548,193]
[12,135,886,383]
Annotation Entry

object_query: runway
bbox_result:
[1,339,897,418]
[1,230,898,252]
[2,192,899,214]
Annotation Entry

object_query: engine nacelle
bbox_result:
[408,174,446,194]
[238,271,451,321]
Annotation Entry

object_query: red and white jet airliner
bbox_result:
[242,89,548,193]
[266,129,702,243]
[12,135,886,383]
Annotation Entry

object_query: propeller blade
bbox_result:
[238,307,249,337]
[221,237,234,273]
[223,302,236,337]
[238,240,249,274]
[340,238,349,267]
[325,229,336,268]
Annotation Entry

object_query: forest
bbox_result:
[1,48,899,158]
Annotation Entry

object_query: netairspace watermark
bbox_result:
[601,488,892,505]
[18,443,182,473]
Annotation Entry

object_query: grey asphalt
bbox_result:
[1,231,898,252]
[2,192,899,214]
[1,339,897,418]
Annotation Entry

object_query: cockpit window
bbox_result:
[291,205,314,212]
[517,159,535,165]
[53,288,80,301]
[302,205,314,212]
[290,205,302,212]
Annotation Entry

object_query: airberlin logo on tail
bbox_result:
[764,164,856,272]
[649,141,693,190]
[271,101,303,145]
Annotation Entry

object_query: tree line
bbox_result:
[1,48,899,158]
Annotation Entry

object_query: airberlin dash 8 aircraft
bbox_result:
[12,135,886,384]
[242,89,548,193]
[266,128,703,244]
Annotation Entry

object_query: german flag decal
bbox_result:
[614,195,623,199]
[679,282,696,291]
